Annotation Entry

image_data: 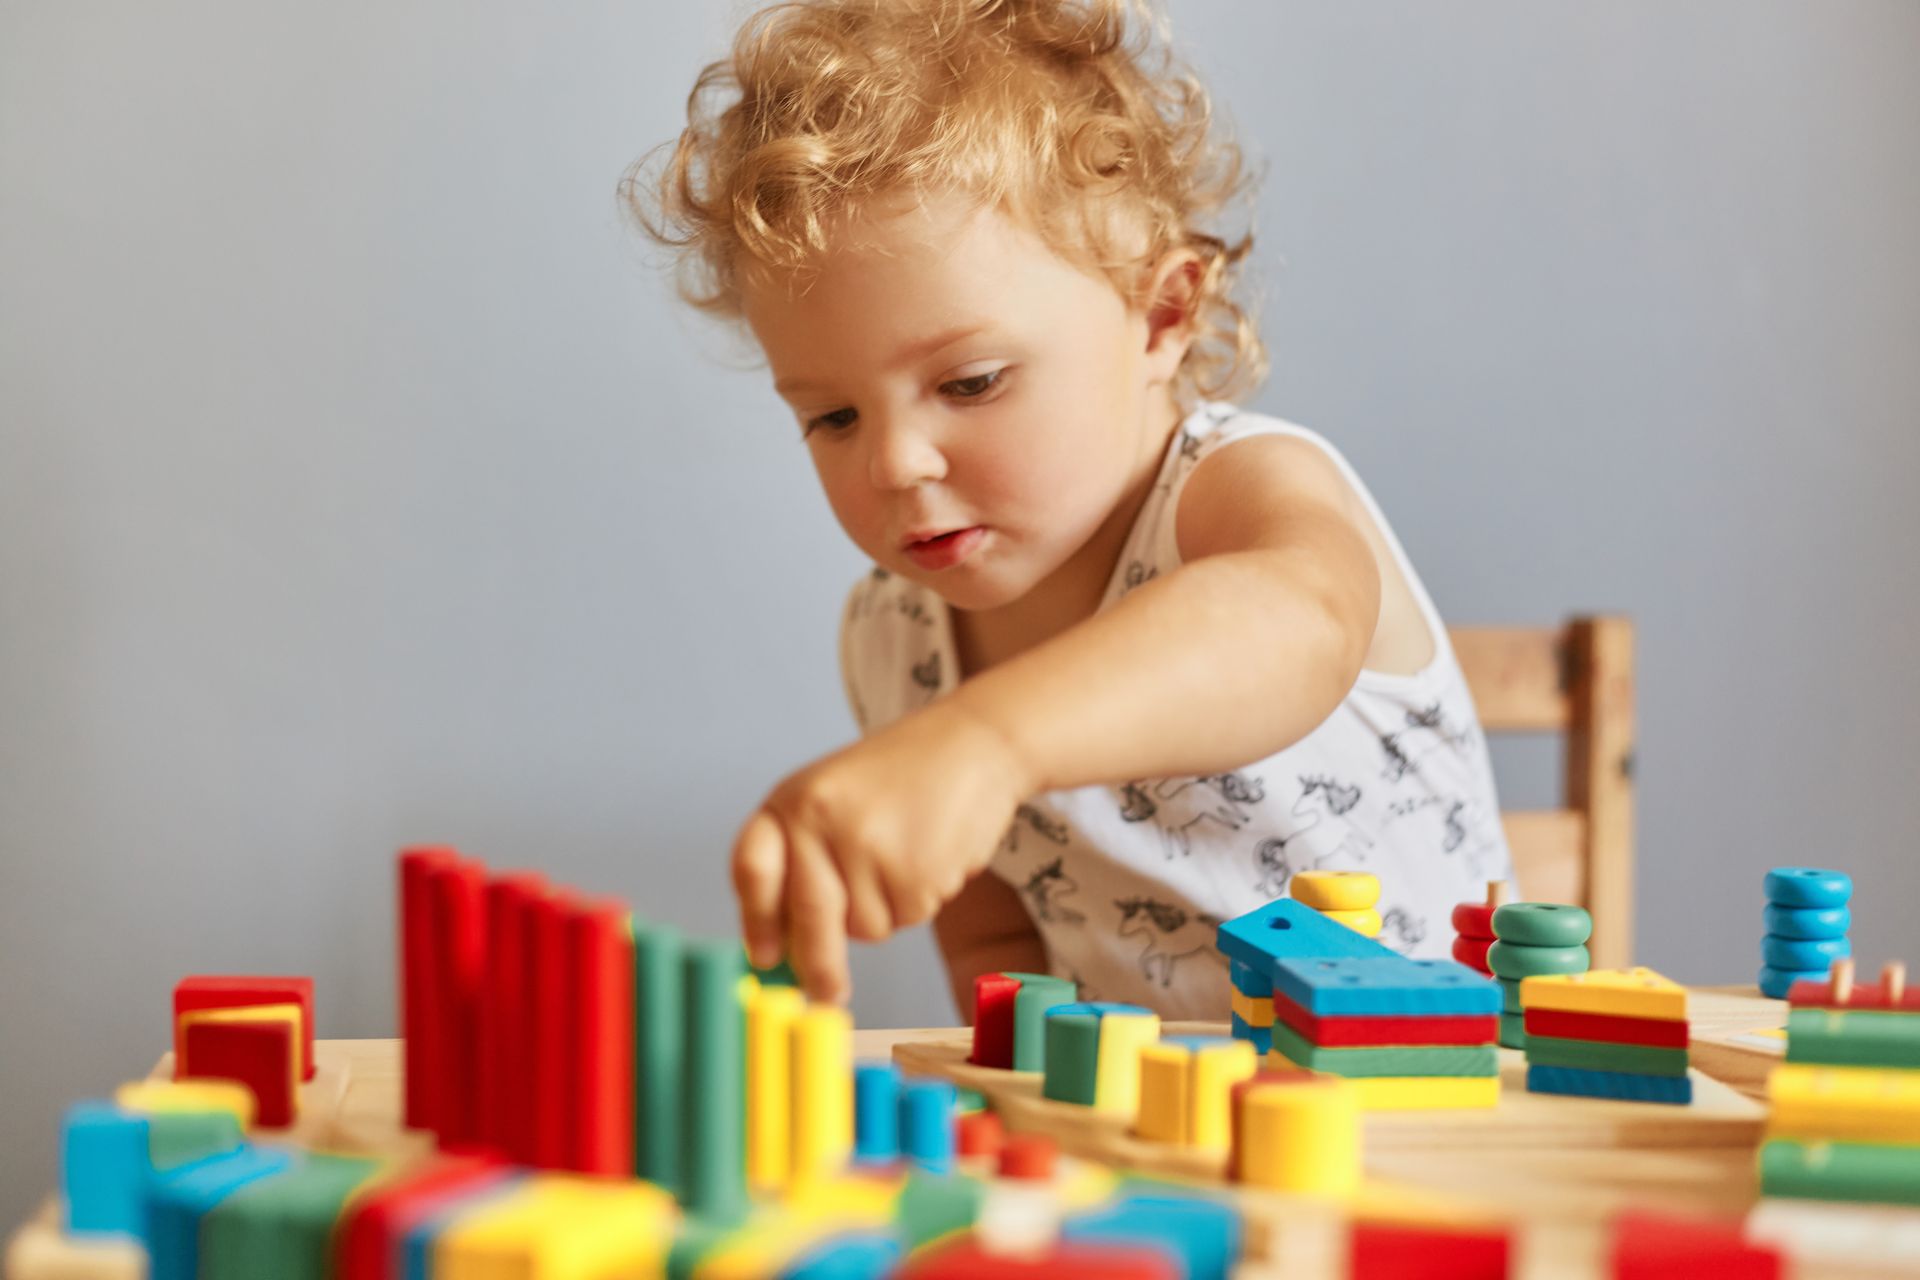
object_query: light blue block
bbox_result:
[853,1061,901,1162]
[1526,1063,1692,1105]
[1762,933,1850,972]
[1229,959,1272,998]
[1759,964,1829,1001]
[1271,956,1501,1017]
[1216,898,1397,972]
[61,1103,151,1237]
[899,1079,957,1174]
[1762,903,1851,940]
[1064,1190,1241,1280]
[1763,867,1852,909]
[146,1146,294,1280]
[778,1232,904,1279]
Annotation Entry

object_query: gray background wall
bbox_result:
[2,0,1914,1229]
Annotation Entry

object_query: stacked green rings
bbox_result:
[1488,903,1594,1048]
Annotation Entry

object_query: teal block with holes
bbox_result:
[1215,898,1397,974]
[1271,956,1501,1017]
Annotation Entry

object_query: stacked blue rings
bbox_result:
[1759,867,1852,999]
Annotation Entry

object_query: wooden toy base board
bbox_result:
[891,1022,1763,1172]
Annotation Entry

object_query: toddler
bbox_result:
[627,0,1512,1020]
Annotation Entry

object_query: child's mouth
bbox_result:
[904,525,986,571]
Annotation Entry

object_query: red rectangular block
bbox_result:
[180,1017,299,1127]
[332,1153,511,1280]
[570,897,635,1176]
[530,890,578,1169]
[971,973,1021,1068]
[400,846,461,1130]
[173,975,316,1082]
[1523,1007,1689,1048]
[1610,1210,1782,1279]
[1271,987,1498,1047]
[479,872,546,1163]
[1351,1220,1510,1280]
[428,858,488,1148]
[1787,977,1920,1013]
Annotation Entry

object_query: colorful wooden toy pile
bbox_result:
[1449,881,1508,978]
[1289,869,1383,937]
[1758,867,1852,1000]
[1762,958,1920,1206]
[1520,968,1693,1105]
[1217,897,1502,1111]
[1488,902,1593,1049]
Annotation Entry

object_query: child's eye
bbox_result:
[804,407,859,436]
[801,368,1007,438]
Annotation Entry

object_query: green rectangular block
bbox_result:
[202,1153,380,1280]
[681,939,747,1223]
[1786,1008,1920,1069]
[1268,1019,1498,1078]
[1760,1138,1920,1207]
[1011,975,1076,1074]
[1041,1010,1102,1105]
[632,921,685,1192]
[1524,1034,1690,1077]
[146,1109,244,1172]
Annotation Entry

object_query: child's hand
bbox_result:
[731,697,1037,1004]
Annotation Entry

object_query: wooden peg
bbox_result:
[1882,961,1907,1005]
[1487,882,1512,908]
[1830,957,1856,1006]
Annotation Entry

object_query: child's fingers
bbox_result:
[784,829,851,1004]
[841,861,895,943]
[730,808,788,969]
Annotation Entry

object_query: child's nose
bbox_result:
[867,415,949,491]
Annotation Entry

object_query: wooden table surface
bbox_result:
[6,986,1911,1280]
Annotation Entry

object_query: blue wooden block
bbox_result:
[899,1079,957,1174]
[61,1102,151,1237]
[399,1172,523,1280]
[1762,934,1851,972]
[1229,959,1272,998]
[853,1061,901,1162]
[1525,1064,1693,1105]
[1063,1190,1241,1280]
[1762,903,1851,940]
[1228,1012,1271,1055]
[1215,898,1397,973]
[778,1233,904,1279]
[1049,1001,1155,1020]
[146,1146,294,1280]
[1271,956,1501,1017]
[1759,964,1828,1001]
[1763,867,1852,909]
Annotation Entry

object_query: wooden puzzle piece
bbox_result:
[1266,1021,1498,1078]
[1525,1064,1692,1105]
[1758,1138,1920,1207]
[146,1145,296,1280]
[1215,898,1397,974]
[1271,957,1501,1017]
[1768,1063,1920,1144]
[1518,968,1688,1021]
[1786,1007,1920,1069]
[1269,988,1497,1047]
[201,1152,381,1280]
[172,976,316,1083]
[1339,1074,1502,1111]
[1521,1007,1689,1048]
[179,1010,300,1128]
[1522,1035,1689,1078]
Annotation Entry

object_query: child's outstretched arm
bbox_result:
[732,433,1383,1003]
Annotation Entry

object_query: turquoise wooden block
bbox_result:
[61,1103,150,1237]
[1763,867,1852,909]
[1762,903,1851,940]
[1271,956,1501,1017]
[146,1146,294,1280]
[1063,1190,1242,1280]
[1761,934,1850,972]
[1215,898,1396,973]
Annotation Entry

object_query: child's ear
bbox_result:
[1141,249,1203,380]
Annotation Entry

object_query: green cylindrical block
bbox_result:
[1010,975,1076,1073]
[1491,902,1593,948]
[632,921,685,1192]
[1760,1138,1920,1206]
[680,939,747,1222]
[1488,941,1590,981]
[1786,1008,1920,1069]
[1041,1008,1101,1105]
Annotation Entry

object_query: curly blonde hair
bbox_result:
[622,0,1268,409]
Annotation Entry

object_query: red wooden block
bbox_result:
[530,889,578,1169]
[428,859,488,1148]
[1787,977,1920,1013]
[479,873,546,1163]
[399,846,461,1130]
[173,975,316,1083]
[1351,1220,1510,1280]
[998,1133,1057,1181]
[1610,1210,1782,1279]
[1270,988,1499,1048]
[1523,1007,1690,1049]
[957,1110,1005,1159]
[180,1018,298,1127]
[570,897,635,1176]
[1451,936,1494,974]
[899,1239,1177,1279]
[1451,901,1499,940]
[332,1153,510,1280]
[970,973,1021,1068]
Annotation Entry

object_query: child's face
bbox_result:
[743,189,1189,613]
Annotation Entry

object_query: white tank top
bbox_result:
[839,400,1513,1019]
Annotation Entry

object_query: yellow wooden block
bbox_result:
[435,1175,674,1280]
[1229,988,1274,1028]
[1344,1074,1501,1111]
[114,1078,256,1131]
[1190,1039,1258,1149]
[1519,968,1688,1021]
[746,985,803,1193]
[1292,870,1380,912]
[1768,1064,1920,1145]
[1092,1010,1161,1118]
[1134,1043,1191,1145]
[1322,907,1383,937]
[1236,1077,1359,1196]
[789,1004,853,1187]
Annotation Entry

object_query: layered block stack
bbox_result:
[1759,867,1853,1000]
[970,972,1077,1072]
[1448,882,1508,978]
[1762,959,1920,1206]
[1520,968,1693,1105]
[171,977,316,1129]
[1488,903,1593,1049]
[1040,1002,1162,1116]
[1291,869,1383,938]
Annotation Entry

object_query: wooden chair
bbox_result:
[1450,618,1636,970]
